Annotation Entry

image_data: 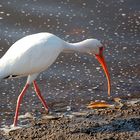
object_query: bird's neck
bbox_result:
[63,40,88,53]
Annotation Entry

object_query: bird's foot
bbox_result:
[46,109,49,114]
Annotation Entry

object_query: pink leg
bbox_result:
[13,84,29,126]
[33,81,49,112]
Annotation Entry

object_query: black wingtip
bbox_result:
[3,75,18,79]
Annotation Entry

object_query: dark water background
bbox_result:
[0,0,139,126]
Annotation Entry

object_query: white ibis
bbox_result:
[0,32,111,126]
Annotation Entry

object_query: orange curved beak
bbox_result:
[95,47,111,96]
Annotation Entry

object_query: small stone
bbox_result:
[42,115,61,120]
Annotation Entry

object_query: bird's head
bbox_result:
[85,39,111,96]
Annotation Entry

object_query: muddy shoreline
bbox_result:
[0,98,140,140]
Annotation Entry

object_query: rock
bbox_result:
[18,112,33,119]
[42,114,62,120]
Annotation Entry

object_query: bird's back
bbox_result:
[1,33,64,76]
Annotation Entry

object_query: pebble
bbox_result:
[0,125,21,134]
[72,111,88,117]
[42,115,62,120]
[18,112,33,119]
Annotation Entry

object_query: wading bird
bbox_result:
[0,32,111,126]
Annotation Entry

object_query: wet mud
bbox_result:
[0,99,140,140]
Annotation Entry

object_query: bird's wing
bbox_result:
[0,33,64,76]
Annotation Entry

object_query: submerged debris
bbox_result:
[87,97,137,110]
[87,101,114,109]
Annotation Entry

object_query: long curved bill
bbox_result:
[95,47,111,96]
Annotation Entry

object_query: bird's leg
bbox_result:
[13,84,29,126]
[33,81,49,113]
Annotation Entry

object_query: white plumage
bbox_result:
[0,33,64,82]
[0,32,110,126]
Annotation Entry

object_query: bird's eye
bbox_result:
[100,46,104,51]
[99,47,104,53]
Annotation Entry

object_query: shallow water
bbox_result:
[0,0,139,126]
